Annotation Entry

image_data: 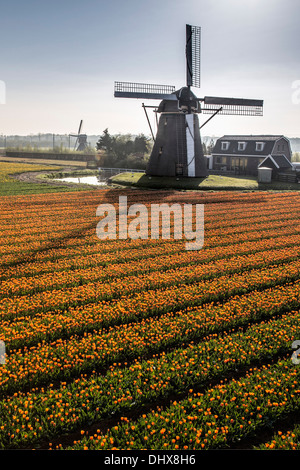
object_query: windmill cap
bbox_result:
[176,86,198,101]
[157,86,199,113]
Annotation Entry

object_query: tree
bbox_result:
[206,138,216,155]
[96,129,151,169]
[96,129,115,154]
[292,152,300,162]
[133,134,151,155]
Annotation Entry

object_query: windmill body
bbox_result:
[69,120,88,151]
[114,25,263,178]
[75,134,88,151]
[147,87,207,177]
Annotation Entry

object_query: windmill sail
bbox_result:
[186,24,201,88]
[114,82,176,100]
[78,119,83,134]
[203,96,263,116]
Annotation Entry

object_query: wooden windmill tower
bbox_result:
[114,25,263,178]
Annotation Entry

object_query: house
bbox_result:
[257,154,297,183]
[257,154,294,173]
[211,135,292,175]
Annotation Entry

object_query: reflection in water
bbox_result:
[55,176,107,186]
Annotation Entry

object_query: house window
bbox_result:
[215,156,227,164]
[230,157,247,171]
[238,142,247,151]
[256,142,265,151]
[221,141,230,151]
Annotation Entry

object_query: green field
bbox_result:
[110,171,300,191]
[1,160,300,196]
[0,161,98,196]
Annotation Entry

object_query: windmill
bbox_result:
[114,25,263,178]
[69,120,88,151]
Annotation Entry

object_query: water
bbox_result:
[55,176,107,186]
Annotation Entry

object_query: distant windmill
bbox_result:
[114,25,264,178]
[69,120,88,151]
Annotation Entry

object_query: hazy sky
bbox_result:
[0,0,300,138]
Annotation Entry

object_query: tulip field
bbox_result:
[1,187,300,450]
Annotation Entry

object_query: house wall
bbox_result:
[271,137,292,161]
[212,155,265,175]
[246,157,265,175]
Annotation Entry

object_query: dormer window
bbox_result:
[238,142,247,151]
[256,142,265,151]
[221,141,230,151]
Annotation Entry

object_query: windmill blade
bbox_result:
[78,120,83,135]
[114,81,176,100]
[186,24,201,88]
[202,96,263,116]
[204,96,263,107]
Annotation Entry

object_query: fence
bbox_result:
[98,167,145,181]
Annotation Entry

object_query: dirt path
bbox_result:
[11,169,82,187]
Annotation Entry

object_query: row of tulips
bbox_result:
[1,208,300,281]
[0,307,299,449]
[1,189,300,451]
[1,252,300,336]
[1,198,300,253]
[2,269,300,394]
[1,220,300,284]
[65,355,300,450]
[0,188,297,220]
[1,190,300,258]
[256,425,300,450]
[2,230,300,299]
[1,198,300,246]
[0,242,300,326]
